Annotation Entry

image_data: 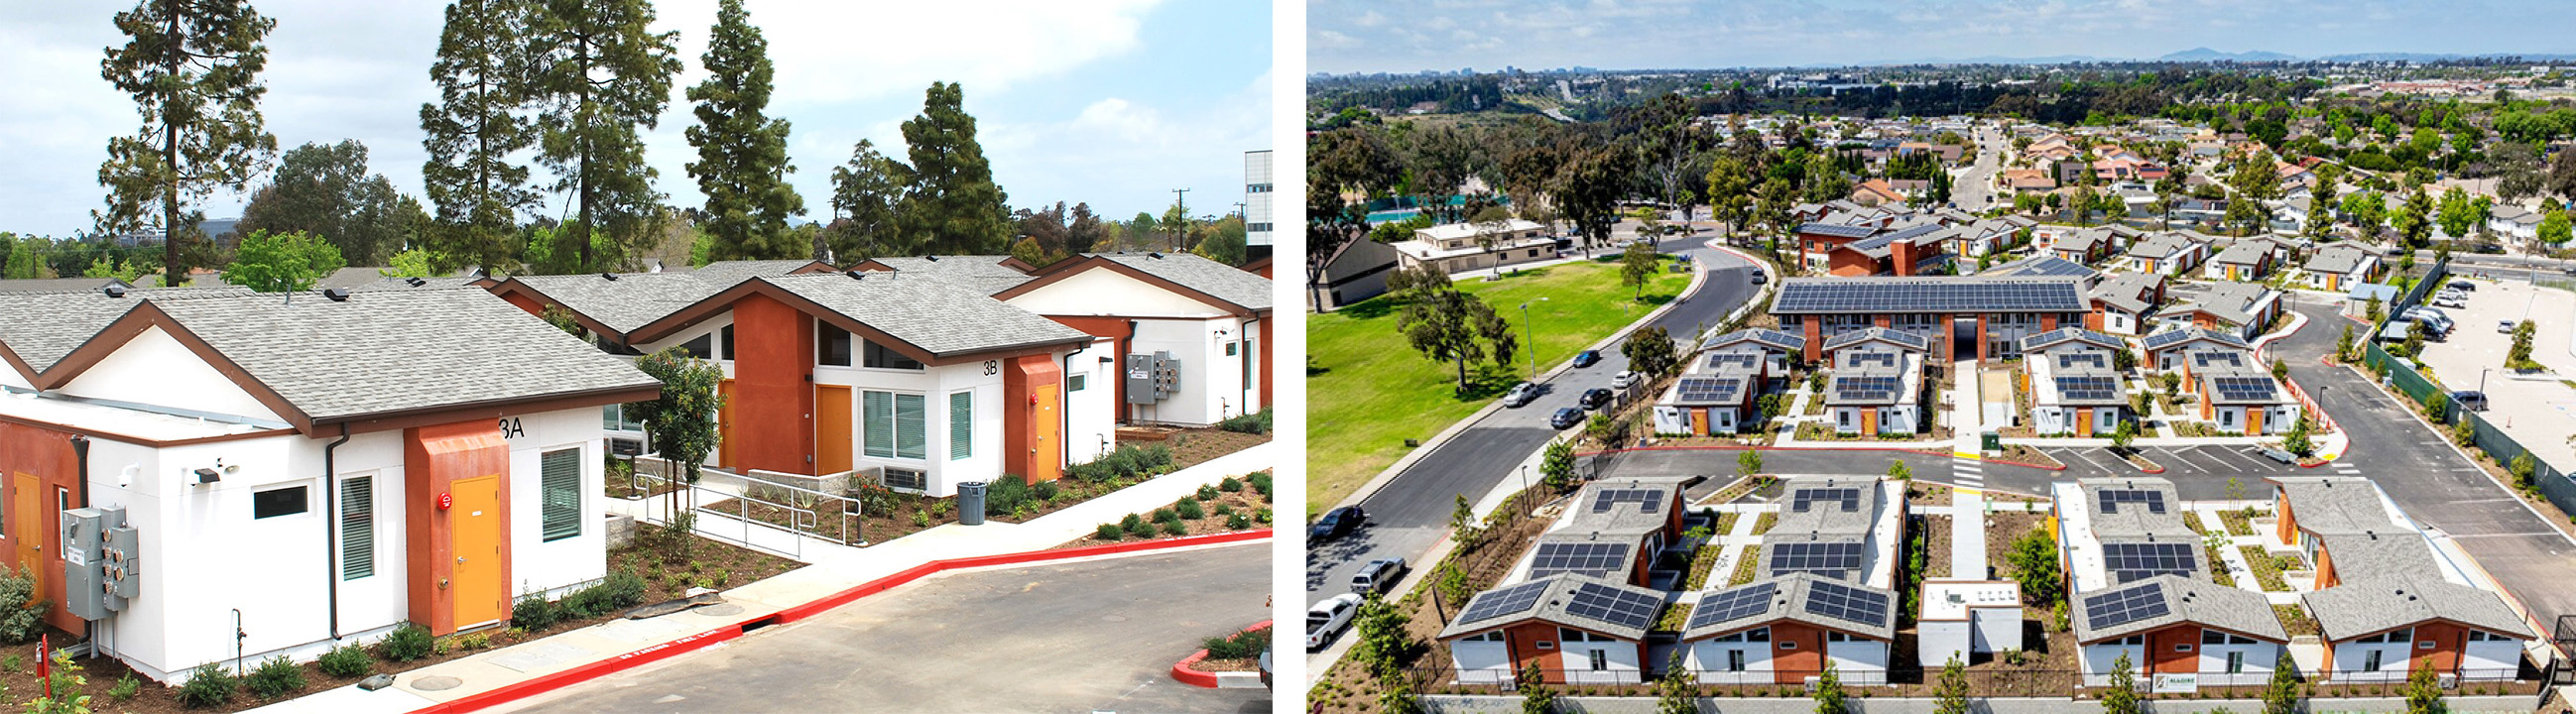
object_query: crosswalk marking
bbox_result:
[1952,457,1985,487]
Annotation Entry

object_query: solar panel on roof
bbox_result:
[1674,376,1743,404]
[2103,542,2196,583]
[1529,541,1633,580]
[2082,583,2172,631]
[2056,376,2119,402]
[1457,580,1554,624]
[1769,541,1866,578]
[1834,376,1900,402]
[1686,582,1779,630]
[2194,351,2245,367]
[1790,488,1861,513]
[1563,582,1664,630]
[1591,488,1662,514]
[1774,280,2088,314]
[2057,352,2108,370]
[1803,580,1891,626]
[2212,376,2277,402]
[2096,490,2166,514]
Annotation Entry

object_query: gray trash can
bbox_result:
[957,482,987,526]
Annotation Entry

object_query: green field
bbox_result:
[1305,259,1692,514]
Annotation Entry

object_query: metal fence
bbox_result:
[1407,664,2538,699]
[628,465,865,560]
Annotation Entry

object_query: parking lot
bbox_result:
[2408,277,2576,478]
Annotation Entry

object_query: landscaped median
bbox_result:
[1307,258,1691,514]
[1171,620,1273,688]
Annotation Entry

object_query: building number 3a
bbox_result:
[496,417,526,438]
[983,360,999,376]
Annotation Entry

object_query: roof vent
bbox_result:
[405,278,426,287]
[103,286,128,298]
[923,255,940,262]
[844,269,863,279]
[323,288,351,302]
[1147,252,1164,259]
[601,272,620,281]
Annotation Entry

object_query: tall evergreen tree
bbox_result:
[685,0,802,262]
[95,0,281,289]
[526,0,680,272]
[237,140,421,266]
[824,139,910,263]
[897,82,1011,255]
[421,0,540,277]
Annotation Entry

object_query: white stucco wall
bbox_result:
[1826,639,1890,685]
[1557,639,1643,684]
[1003,268,1263,427]
[2194,641,2279,686]
[1451,640,1513,684]
[58,326,282,422]
[1686,639,1776,684]
[2329,640,2416,683]
[813,359,1001,498]
[1063,338,1119,465]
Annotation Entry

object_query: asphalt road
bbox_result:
[1953,124,2006,212]
[497,544,1271,714]
[1303,231,1760,611]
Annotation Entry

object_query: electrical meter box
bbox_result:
[1152,353,1182,401]
[1124,352,1186,405]
[61,507,116,620]
[104,517,139,611]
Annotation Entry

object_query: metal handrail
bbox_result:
[628,466,868,560]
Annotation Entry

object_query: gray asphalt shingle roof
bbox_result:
[761,273,1093,357]
[1681,573,1900,641]
[1090,253,1273,311]
[866,256,1035,295]
[2079,478,2193,540]
[1437,574,1663,641]
[0,277,131,295]
[2304,245,2375,275]
[0,292,155,373]
[2073,574,2287,644]
[2303,577,2532,642]
[509,272,728,335]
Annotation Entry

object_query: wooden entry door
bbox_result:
[12,473,37,598]
[450,475,505,628]
[1031,385,1061,482]
[816,385,853,474]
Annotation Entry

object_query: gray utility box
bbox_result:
[61,506,126,621]
[104,520,139,610]
[1124,352,1185,405]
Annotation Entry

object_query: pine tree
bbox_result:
[96,0,281,290]
[421,0,540,277]
[1933,654,1969,714]
[685,0,804,262]
[2262,650,2301,714]
[526,0,681,273]
[824,139,911,263]
[898,82,1012,255]
[2101,651,2139,714]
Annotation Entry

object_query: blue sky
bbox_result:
[1310,0,2576,74]
[0,0,1272,241]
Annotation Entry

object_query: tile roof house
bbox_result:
[0,288,659,681]
[2269,477,2534,682]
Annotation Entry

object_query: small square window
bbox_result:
[1226,342,1238,357]
[254,486,309,520]
[1068,374,1087,392]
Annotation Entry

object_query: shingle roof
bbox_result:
[146,290,658,423]
[2142,326,2247,352]
[1707,328,1805,353]
[0,292,159,374]
[0,278,132,295]
[1557,479,1683,539]
[2079,478,2193,540]
[760,274,1094,357]
[2089,272,2164,314]
[507,273,730,335]
[2073,575,2287,644]
[2303,577,2531,642]
[1091,253,1273,311]
[2020,327,2124,353]
[1680,573,1899,641]
[678,260,831,286]
[2304,245,2375,274]
[864,256,1035,295]
[2272,477,2398,536]
[2128,233,2194,259]
[1436,574,1665,641]
[2212,241,2271,266]
[1984,255,2098,280]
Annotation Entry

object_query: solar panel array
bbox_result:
[1775,280,2088,314]
[1674,376,1744,404]
[1769,541,1865,578]
[1457,580,1553,624]
[2212,377,2277,402]
[1686,582,1779,630]
[1790,488,1862,513]
[2143,328,2243,350]
[1842,351,1899,368]
[2056,376,2119,402]
[1797,222,1880,239]
[1592,489,1663,514]
[1827,328,1927,351]
[2057,352,2108,370]
[2103,542,2196,583]
[1743,328,1802,348]
[2096,489,2166,514]
[1704,352,1760,370]
[2191,350,2246,368]
[1564,582,1664,630]
[2082,583,2172,631]
[1835,376,1900,402]
[1529,541,1633,580]
[1802,580,1892,626]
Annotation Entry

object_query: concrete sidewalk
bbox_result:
[247,442,1273,714]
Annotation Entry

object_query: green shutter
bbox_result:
[897,394,926,459]
[949,391,972,460]
[541,448,581,541]
[340,476,373,580]
[864,391,895,458]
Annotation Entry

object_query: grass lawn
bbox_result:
[1305,258,1692,514]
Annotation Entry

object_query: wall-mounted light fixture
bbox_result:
[192,468,221,485]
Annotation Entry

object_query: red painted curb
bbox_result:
[1977,457,2068,471]
[409,529,1273,713]
[1170,620,1274,688]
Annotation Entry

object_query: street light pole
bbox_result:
[1521,298,1546,380]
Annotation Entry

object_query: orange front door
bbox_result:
[451,475,504,628]
[716,379,736,469]
[1031,385,1061,483]
[816,385,853,474]
[12,473,38,599]
[1690,409,1709,435]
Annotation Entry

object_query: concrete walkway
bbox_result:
[1947,490,1988,579]
[1949,360,1983,458]
[247,442,1274,714]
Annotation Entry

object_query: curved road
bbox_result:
[1303,231,1758,612]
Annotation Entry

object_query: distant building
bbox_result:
[1244,150,1274,253]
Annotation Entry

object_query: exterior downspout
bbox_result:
[1238,315,1257,418]
[70,436,89,655]
[1061,350,1078,466]
[1122,319,1139,424]
[323,424,350,640]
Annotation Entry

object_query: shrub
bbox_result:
[1033,480,1060,502]
[1203,627,1272,659]
[378,624,434,662]
[600,569,649,609]
[1247,472,1273,496]
[109,672,141,701]
[246,654,306,699]
[1256,508,1273,524]
[177,662,236,708]
[1153,508,1180,524]
[1175,499,1205,520]
[0,565,48,644]
[317,644,372,678]
[513,592,563,631]
[1226,513,1252,530]
[1121,514,1154,537]
[1217,410,1273,434]
[1096,523,1125,540]
[985,474,1035,515]
[1160,521,1188,536]
[1220,476,1243,492]
[1195,484,1220,501]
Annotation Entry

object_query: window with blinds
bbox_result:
[541,448,581,541]
[341,476,374,580]
[949,391,972,459]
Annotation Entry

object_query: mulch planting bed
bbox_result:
[1057,474,1276,547]
[1125,427,1272,469]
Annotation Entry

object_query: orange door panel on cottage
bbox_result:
[816,385,853,474]
[12,473,37,598]
[1032,385,1061,483]
[450,475,505,628]
[717,379,737,469]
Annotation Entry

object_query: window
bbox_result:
[603,404,645,432]
[864,392,926,459]
[2360,628,2412,644]
[1068,374,1087,392]
[1226,341,1238,357]
[1837,410,1853,427]
[2203,631,2256,646]
[253,485,309,520]
[341,476,374,580]
[818,324,853,367]
[2468,631,2509,643]
[948,391,973,460]
[678,333,712,359]
[2364,650,2384,671]
[864,340,923,370]
[1559,629,1611,642]
[1587,650,1607,671]
[720,325,735,361]
[1827,632,1850,643]
[1464,631,1505,642]
[540,448,581,541]
[883,468,925,491]
[2226,651,2246,674]
[1726,650,1746,671]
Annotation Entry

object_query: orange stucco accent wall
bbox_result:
[1257,314,1273,411]
[2275,488,2301,552]
[2147,625,2199,674]
[729,295,816,475]
[1003,355,1065,483]
[0,422,82,633]
[2410,622,2467,673]
[1041,315,1138,420]
[405,420,512,636]
[1800,316,1824,362]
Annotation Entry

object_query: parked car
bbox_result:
[1581,388,1614,411]
[1550,407,1586,429]
[1350,557,1411,596]
[1612,370,1639,390]
[1502,382,1539,408]
[1572,350,1602,368]
[1306,594,1362,651]
[2449,280,2477,293]
[2452,391,2490,412]
[1751,267,1769,284]
[2500,319,2518,334]
[2431,294,2465,308]
[2402,308,2452,333]
[2256,446,2297,465]
[1310,506,1366,541]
